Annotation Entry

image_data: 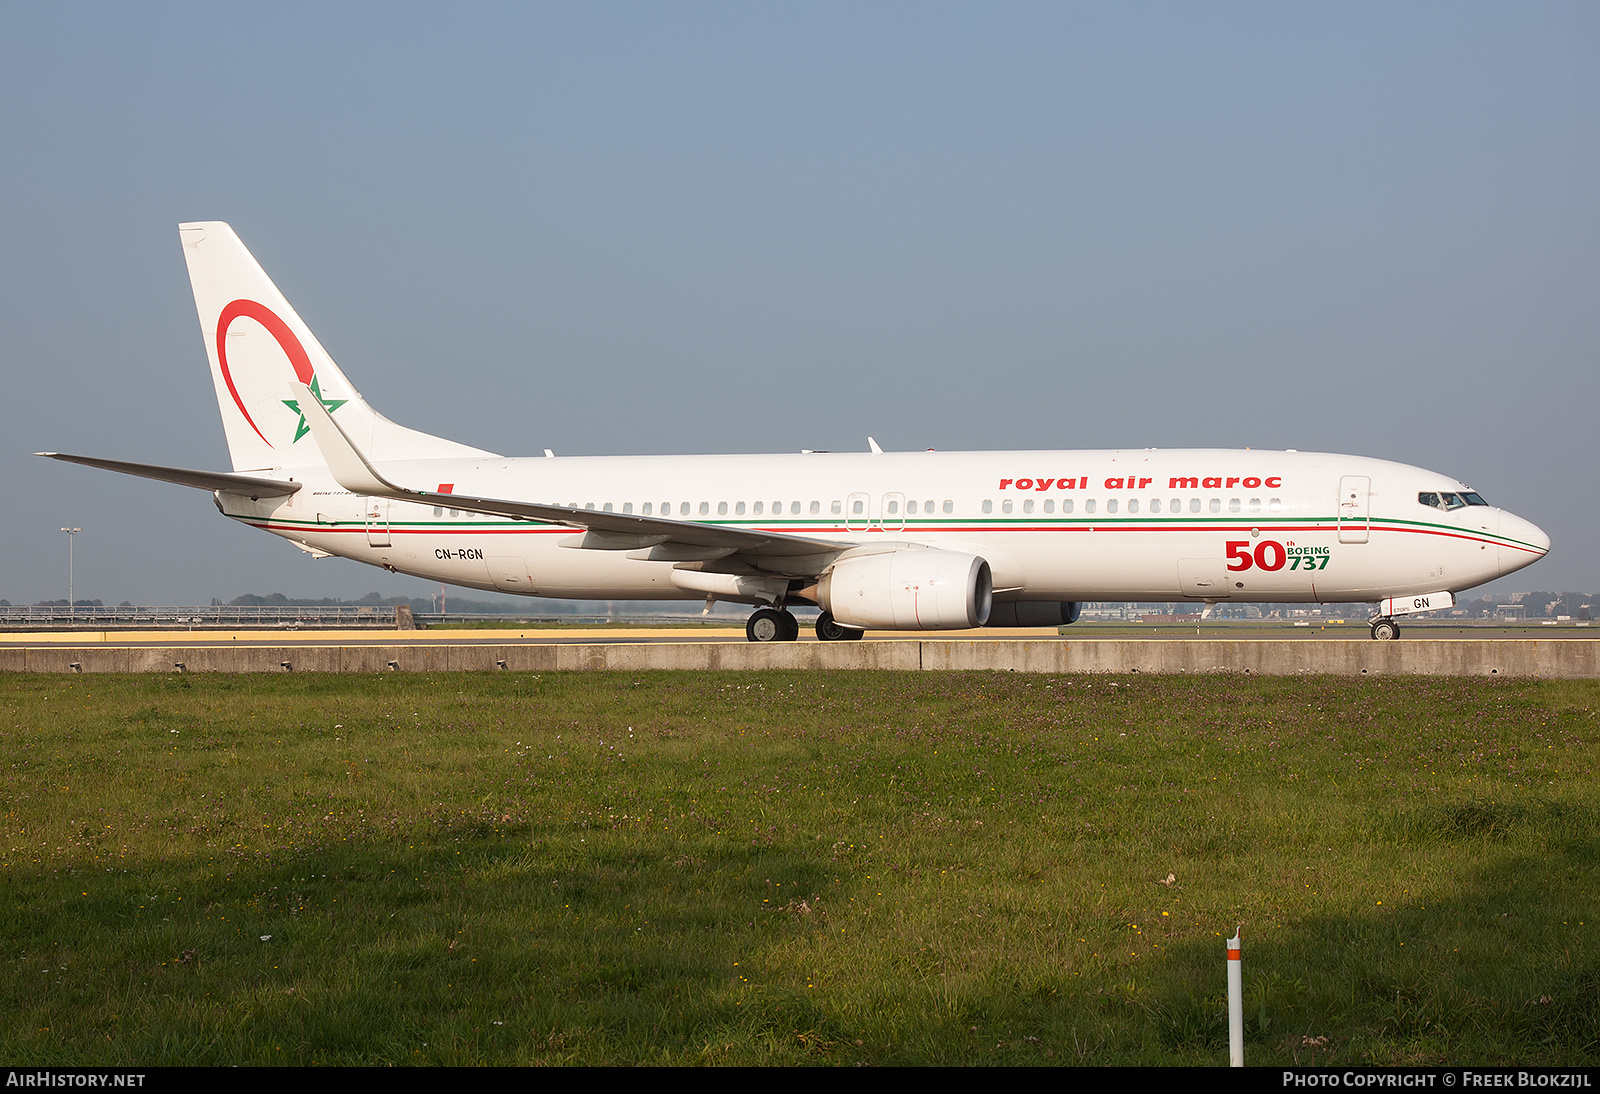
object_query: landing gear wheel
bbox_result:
[1370,618,1400,641]
[815,611,864,642]
[747,608,800,643]
[747,609,784,643]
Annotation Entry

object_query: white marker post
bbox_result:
[1227,928,1243,1066]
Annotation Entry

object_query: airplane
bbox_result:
[40,222,1550,642]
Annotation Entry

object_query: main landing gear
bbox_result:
[744,608,865,642]
[814,611,864,642]
[746,607,800,643]
[1370,617,1401,641]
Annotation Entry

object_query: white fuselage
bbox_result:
[220,448,1549,606]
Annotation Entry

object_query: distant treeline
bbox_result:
[225,591,537,614]
[1458,592,1594,619]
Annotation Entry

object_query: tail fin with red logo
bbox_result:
[178,221,494,472]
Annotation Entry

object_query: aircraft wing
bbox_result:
[36,452,303,497]
[291,383,846,559]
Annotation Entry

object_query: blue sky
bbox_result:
[2,2,1596,603]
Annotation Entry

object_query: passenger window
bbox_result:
[887,499,899,515]
[680,502,691,516]
[1107,498,1119,514]
[603,502,613,512]
[1128,498,1139,514]
[852,499,863,515]
[832,500,842,515]
[1170,497,1181,513]
[699,501,710,516]
[1248,498,1260,513]
[907,500,918,515]
[623,502,633,514]
[585,502,596,510]
[1062,499,1074,514]
[924,499,935,513]
[1228,498,1241,514]
[717,501,728,516]
[642,502,653,515]
[751,501,762,515]
[1085,499,1097,514]
[735,501,745,515]
[773,500,782,513]
[1001,499,1013,514]
[1209,498,1221,514]
[1022,499,1034,514]
[1269,498,1282,512]
[809,500,820,515]
[1149,498,1161,514]
[432,506,443,517]
[943,500,953,514]
[1189,498,1201,514]
[982,500,993,514]
[1044,499,1055,514]
[791,501,801,515]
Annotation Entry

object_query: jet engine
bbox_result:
[818,550,992,630]
[984,601,1082,627]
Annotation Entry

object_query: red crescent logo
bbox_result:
[215,299,316,448]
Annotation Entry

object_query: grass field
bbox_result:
[2,671,1597,1066]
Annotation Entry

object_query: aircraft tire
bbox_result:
[747,609,786,643]
[1370,618,1400,641]
[815,611,864,642]
[777,609,800,642]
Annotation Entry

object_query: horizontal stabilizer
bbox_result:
[36,452,302,497]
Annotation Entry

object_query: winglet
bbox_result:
[292,382,395,496]
[867,436,883,454]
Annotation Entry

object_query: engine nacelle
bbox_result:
[984,601,1082,627]
[819,550,992,630]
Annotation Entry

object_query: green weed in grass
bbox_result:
[1,671,1596,1065]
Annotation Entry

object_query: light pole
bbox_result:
[61,527,80,620]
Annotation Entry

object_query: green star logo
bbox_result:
[281,374,347,443]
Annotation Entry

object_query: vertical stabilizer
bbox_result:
[178,222,494,471]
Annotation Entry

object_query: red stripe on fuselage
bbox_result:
[236,518,1538,552]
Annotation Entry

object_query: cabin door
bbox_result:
[1337,476,1371,544]
[364,501,391,547]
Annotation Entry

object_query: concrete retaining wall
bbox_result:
[2,639,1597,677]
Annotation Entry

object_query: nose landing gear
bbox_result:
[1370,617,1400,641]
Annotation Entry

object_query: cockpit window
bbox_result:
[1420,491,1482,511]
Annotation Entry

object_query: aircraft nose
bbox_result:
[1497,510,1550,577]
